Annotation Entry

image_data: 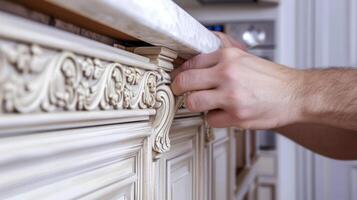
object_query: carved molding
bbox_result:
[204,116,215,143]
[0,39,175,153]
[152,78,175,153]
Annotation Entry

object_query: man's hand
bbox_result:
[171,33,357,160]
[171,48,303,129]
[172,32,357,160]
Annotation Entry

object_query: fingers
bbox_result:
[185,90,223,112]
[171,50,220,79]
[207,110,235,128]
[171,67,219,95]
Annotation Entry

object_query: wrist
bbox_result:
[295,69,330,124]
[285,69,307,124]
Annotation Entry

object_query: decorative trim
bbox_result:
[0,40,158,112]
[128,46,183,153]
[128,46,178,71]
[152,70,175,153]
[152,95,185,153]
[204,120,215,143]
[0,38,175,153]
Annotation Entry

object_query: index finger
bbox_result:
[171,50,220,79]
[214,31,247,50]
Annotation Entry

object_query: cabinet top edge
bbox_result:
[0,11,158,71]
[45,0,221,58]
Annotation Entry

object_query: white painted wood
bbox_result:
[0,110,155,134]
[229,128,237,198]
[257,185,274,200]
[209,128,235,200]
[244,131,252,168]
[153,117,202,200]
[203,134,212,200]
[198,139,205,200]
[0,3,240,200]
[0,122,151,199]
[256,151,277,200]
[168,152,194,200]
[0,11,177,154]
[212,138,230,200]
[81,180,135,200]
[0,12,157,71]
[236,160,258,200]
[46,0,221,57]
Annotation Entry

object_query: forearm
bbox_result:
[296,68,357,130]
[275,123,357,160]
[272,68,357,160]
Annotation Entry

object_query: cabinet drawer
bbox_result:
[0,122,152,200]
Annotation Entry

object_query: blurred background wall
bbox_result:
[176,0,357,200]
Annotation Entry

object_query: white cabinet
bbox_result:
[168,154,194,200]
[153,117,201,200]
[0,123,151,200]
[0,0,241,200]
[205,128,236,200]
[212,137,230,200]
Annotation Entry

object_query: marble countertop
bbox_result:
[46,0,221,58]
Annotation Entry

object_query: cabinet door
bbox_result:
[212,129,231,200]
[153,117,202,200]
[168,151,194,200]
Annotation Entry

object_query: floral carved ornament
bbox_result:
[0,39,175,153]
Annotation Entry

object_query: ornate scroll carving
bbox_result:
[152,70,174,153]
[0,39,175,153]
[129,46,180,153]
[204,116,215,143]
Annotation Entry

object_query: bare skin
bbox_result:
[171,33,357,160]
[275,123,357,160]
